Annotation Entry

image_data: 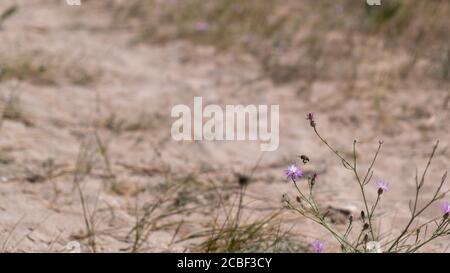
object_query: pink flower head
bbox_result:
[376,179,389,193]
[194,21,209,32]
[441,202,450,214]
[311,240,325,253]
[285,164,303,182]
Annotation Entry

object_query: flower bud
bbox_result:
[309,173,318,188]
[364,234,369,243]
[237,174,249,187]
[306,113,316,127]
[377,187,383,195]
[363,223,369,231]
[311,173,317,182]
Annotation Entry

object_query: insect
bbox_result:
[299,155,310,164]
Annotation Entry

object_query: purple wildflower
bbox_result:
[194,22,209,32]
[376,179,389,193]
[285,164,303,182]
[311,240,325,253]
[441,202,450,214]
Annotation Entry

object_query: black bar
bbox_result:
[0,253,447,272]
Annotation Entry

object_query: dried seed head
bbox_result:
[444,212,449,220]
[361,210,366,222]
[363,223,370,231]
[296,196,301,203]
[349,215,353,223]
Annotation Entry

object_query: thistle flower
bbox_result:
[441,202,450,214]
[285,164,303,182]
[376,179,389,193]
[311,240,325,253]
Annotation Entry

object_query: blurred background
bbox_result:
[0,0,448,252]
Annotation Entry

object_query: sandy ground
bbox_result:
[0,0,449,252]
